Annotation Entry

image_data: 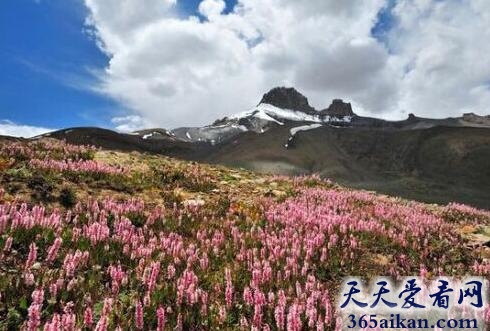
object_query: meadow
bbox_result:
[0,139,489,330]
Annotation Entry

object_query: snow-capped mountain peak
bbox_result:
[228,103,324,124]
[231,102,354,124]
[138,87,355,144]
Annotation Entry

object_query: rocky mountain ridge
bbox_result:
[160,87,489,144]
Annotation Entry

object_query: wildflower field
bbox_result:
[0,138,489,330]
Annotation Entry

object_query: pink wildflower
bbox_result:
[135,300,144,330]
[84,306,93,327]
[45,237,62,263]
[25,242,37,269]
[225,267,233,308]
[156,306,166,331]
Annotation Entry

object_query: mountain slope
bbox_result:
[22,87,490,208]
[45,127,209,159]
[199,124,490,208]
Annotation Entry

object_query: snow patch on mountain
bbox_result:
[290,124,323,136]
[324,115,353,123]
[160,100,354,145]
[229,103,354,126]
[136,129,176,140]
[230,103,322,123]
[285,124,325,149]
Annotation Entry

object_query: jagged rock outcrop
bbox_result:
[407,113,417,121]
[320,99,355,117]
[260,87,315,113]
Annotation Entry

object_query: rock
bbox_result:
[173,188,195,201]
[407,113,417,121]
[272,190,287,198]
[183,199,205,207]
[459,225,478,234]
[372,254,390,266]
[31,262,42,270]
[480,248,490,259]
[466,233,490,248]
[461,226,490,248]
[260,87,315,113]
[265,189,287,198]
[320,99,355,117]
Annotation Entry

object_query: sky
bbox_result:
[1,0,489,137]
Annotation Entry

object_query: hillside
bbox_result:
[45,123,490,209]
[30,87,489,209]
[0,138,489,329]
[201,125,490,209]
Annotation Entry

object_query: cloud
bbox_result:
[0,120,55,138]
[387,0,490,118]
[199,0,226,19]
[82,0,490,128]
[111,115,150,132]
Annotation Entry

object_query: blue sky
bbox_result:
[0,0,117,129]
[0,0,238,132]
[371,0,397,49]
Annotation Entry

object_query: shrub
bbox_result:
[27,175,54,202]
[59,187,77,208]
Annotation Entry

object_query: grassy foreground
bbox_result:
[0,139,489,330]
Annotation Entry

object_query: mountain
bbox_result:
[23,87,490,208]
[152,87,489,144]
[259,86,316,113]
[167,87,355,144]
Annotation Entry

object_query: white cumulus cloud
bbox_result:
[82,0,490,129]
[111,115,151,132]
[199,0,226,19]
[0,120,55,138]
